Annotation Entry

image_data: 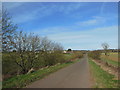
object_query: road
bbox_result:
[26,55,92,88]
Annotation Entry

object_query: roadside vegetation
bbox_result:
[3,52,83,88]
[64,51,83,61]
[100,43,119,67]
[88,50,101,60]
[2,10,63,79]
[88,49,119,67]
[89,58,118,88]
[88,45,119,88]
[3,59,81,88]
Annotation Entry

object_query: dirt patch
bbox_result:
[92,59,119,80]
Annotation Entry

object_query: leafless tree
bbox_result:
[101,42,109,56]
[2,10,17,52]
[13,31,42,74]
[40,37,52,52]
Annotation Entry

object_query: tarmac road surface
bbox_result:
[26,55,91,88]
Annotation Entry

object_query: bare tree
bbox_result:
[53,42,63,51]
[12,31,42,74]
[30,34,41,52]
[2,10,17,52]
[27,34,41,71]
[2,9,66,76]
[9,32,65,74]
[40,37,52,52]
[101,42,109,56]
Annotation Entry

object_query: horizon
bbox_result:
[3,2,118,50]
[64,48,118,51]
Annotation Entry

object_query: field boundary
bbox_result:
[91,59,118,79]
[89,58,118,88]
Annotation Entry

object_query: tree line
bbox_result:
[2,10,66,79]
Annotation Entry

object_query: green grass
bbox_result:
[101,52,119,67]
[89,58,118,88]
[3,59,80,88]
[64,53,73,60]
[101,58,119,67]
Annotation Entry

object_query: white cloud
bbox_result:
[57,3,82,14]
[3,2,82,23]
[80,19,98,25]
[41,25,118,50]
[11,5,54,23]
[77,16,106,26]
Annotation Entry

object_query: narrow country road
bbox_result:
[26,55,92,88]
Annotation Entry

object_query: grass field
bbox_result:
[89,58,118,88]
[101,52,119,67]
[3,59,80,88]
[101,52,118,61]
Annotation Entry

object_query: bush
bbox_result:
[64,51,83,62]
[74,52,83,59]
[42,51,65,66]
[2,50,66,80]
[2,53,21,80]
[88,50,101,60]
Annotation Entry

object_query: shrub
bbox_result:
[88,50,101,60]
[2,53,21,80]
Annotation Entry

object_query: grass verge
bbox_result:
[101,57,119,67]
[3,59,80,88]
[89,58,118,88]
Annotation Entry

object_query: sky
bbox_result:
[2,2,118,50]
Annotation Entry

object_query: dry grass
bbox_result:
[101,52,118,62]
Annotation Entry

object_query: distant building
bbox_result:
[67,49,73,54]
[67,49,72,51]
[63,50,67,54]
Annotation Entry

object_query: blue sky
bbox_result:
[3,2,118,50]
